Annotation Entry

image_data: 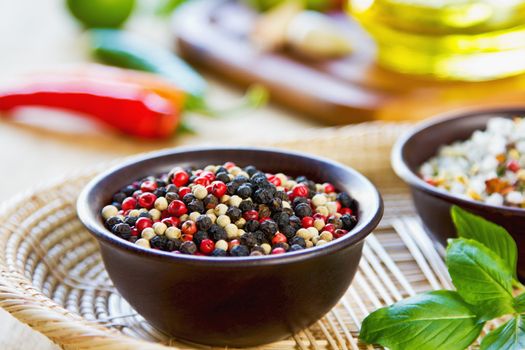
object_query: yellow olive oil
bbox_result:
[347,0,525,80]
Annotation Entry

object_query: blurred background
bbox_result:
[1,0,525,348]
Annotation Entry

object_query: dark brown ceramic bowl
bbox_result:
[392,107,525,279]
[77,147,383,347]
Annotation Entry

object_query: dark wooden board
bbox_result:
[174,0,525,124]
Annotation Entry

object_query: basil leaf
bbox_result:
[360,290,483,350]
[451,206,517,278]
[480,315,525,350]
[514,293,525,313]
[447,238,514,320]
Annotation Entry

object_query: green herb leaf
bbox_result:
[360,290,483,350]
[514,293,525,313]
[447,238,514,320]
[451,206,517,278]
[480,315,525,350]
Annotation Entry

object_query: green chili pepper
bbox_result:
[89,28,207,110]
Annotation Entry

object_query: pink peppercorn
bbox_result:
[178,186,191,198]
[507,160,520,172]
[292,184,309,198]
[301,216,314,228]
[272,233,287,245]
[243,210,259,221]
[272,247,286,254]
[168,200,187,217]
[172,170,189,187]
[140,180,157,192]
[340,208,353,215]
[324,183,335,193]
[323,223,336,234]
[136,217,153,232]
[121,197,137,211]
[210,181,227,198]
[200,239,215,255]
[138,192,156,209]
[194,176,210,187]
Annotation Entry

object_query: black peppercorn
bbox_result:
[239,200,255,212]
[211,248,227,256]
[260,220,278,236]
[230,245,250,256]
[182,193,196,205]
[281,225,296,239]
[151,235,169,250]
[233,175,249,185]
[112,192,127,204]
[209,224,228,241]
[165,184,178,193]
[156,179,167,187]
[289,215,302,229]
[165,192,179,203]
[193,231,209,246]
[272,212,289,228]
[216,172,231,183]
[187,199,204,213]
[227,182,240,196]
[294,203,312,218]
[275,190,288,201]
[166,238,182,251]
[244,219,260,233]
[253,188,273,204]
[112,223,131,240]
[240,232,258,247]
[203,194,219,209]
[111,202,122,210]
[290,244,304,251]
[138,212,152,220]
[293,197,309,207]
[244,165,258,177]
[341,214,358,231]
[124,216,138,227]
[283,207,294,216]
[268,197,283,212]
[196,215,212,231]
[290,236,306,248]
[180,241,197,255]
[236,184,252,199]
[122,185,136,196]
[226,206,242,222]
[337,192,358,212]
[253,230,269,244]
[153,187,167,198]
[105,216,122,228]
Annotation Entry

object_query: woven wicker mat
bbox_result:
[0,123,495,349]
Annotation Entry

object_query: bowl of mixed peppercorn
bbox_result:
[77,147,383,347]
[392,107,525,280]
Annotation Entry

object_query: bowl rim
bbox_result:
[77,146,384,266]
[391,105,525,216]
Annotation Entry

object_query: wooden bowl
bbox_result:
[77,147,383,347]
[391,107,525,279]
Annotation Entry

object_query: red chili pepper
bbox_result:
[0,67,185,138]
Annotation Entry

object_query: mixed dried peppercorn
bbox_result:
[101,162,359,256]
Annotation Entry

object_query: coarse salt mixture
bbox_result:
[420,117,525,208]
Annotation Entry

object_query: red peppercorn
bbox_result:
[287,190,295,201]
[228,239,240,250]
[243,210,259,221]
[201,171,216,182]
[271,247,286,254]
[210,181,227,198]
[224,162,236,169]
[130,228,139,237]
[132,190,142,198]
[323,223,336,234]
[194,176,210,187]
[121,197,137,211]
[181,220,197,235]
[301,216,314,228]
[335,201,342,212]
[136,217,153,232]
[200,239,215,255]
[182,234,194,242]
[138,192,157,209]
[292,184,309,198]
[340,208,353,215]
[178,186,191,198]
[168,200,187,217]
[259,217,271,223]
[272,233,287,245]
[324,183,336,193]
[266,174,281,187]
[140,180,157,192]
[333,229,348,239]
[507,160,520,172]
[172,170,189,187]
